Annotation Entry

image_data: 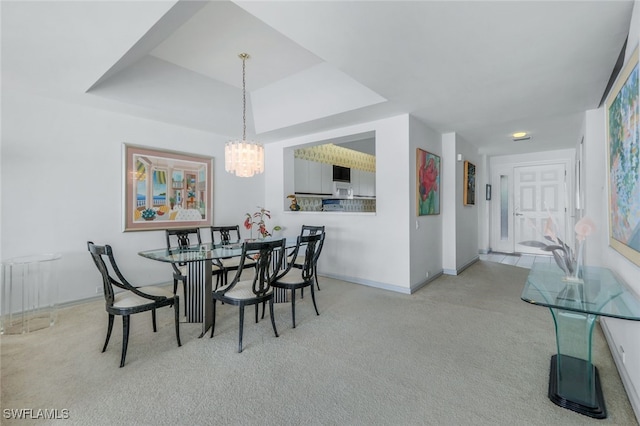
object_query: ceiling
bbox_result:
[2,0,633,156]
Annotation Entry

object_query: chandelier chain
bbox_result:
[225,52,263,178]
[241,54,247,141]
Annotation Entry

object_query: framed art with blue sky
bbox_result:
[123,144,213,232]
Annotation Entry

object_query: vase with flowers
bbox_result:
[520,215,596,282]
[141,208,156,221]
[244,206,281,240]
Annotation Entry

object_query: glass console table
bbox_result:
[521,263,640,419]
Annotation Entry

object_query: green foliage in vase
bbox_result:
[244,206,279,238]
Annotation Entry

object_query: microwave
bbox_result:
[333,181,353,199]
[332,165,351,182]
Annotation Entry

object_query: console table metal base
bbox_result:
[548,354,606,419]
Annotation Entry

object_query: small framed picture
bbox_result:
[463,160,476,206]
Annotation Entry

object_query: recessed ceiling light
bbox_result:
[512,131,531,142]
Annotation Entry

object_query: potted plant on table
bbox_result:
[244,206,281,240]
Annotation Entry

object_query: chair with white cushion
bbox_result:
[211,238,285,353]
[87,241,181,367]
[210,225,256,287]
[273,233,323,328]
[289,225,325,291]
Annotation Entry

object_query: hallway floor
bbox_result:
[479,252,553,269]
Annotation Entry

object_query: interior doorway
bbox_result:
[490,161,569,255]
[514,163,567,254]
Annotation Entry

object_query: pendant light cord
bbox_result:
[240,53,248,141]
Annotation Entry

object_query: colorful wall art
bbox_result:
[123,144,213,231]
[606,46,640,266]
[417,148,440,215]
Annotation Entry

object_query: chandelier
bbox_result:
[225,53,264,178]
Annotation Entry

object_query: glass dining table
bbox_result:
[138,237,297,338]
[521,263,640,419]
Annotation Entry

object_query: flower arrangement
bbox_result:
[244,206,281,239]
[520,215,596,280]
[141,208,156,221]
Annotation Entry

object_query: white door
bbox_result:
[513,163,567,255]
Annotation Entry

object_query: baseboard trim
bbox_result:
[443,256,480,276]
[320,273,412,294]
[410,270,443,294]
[600,317,640,422]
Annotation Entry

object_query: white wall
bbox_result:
[409,116,443,288]
[264,115,415,293]
[455,135,480,272]
[442,132,480,274]
[441,133,457,272]
[478,154,490,254]
[1,89,263,304]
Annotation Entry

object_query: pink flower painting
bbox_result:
[417,149,440,216]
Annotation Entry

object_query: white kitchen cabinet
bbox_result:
[295,158,327,194]
[350,169,361,195]
[307,160,322,193]
[294,158,309,193]
[360,171,375,197]
[321,163,333,194]
[296,160,374,196]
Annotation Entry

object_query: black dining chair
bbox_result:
[165,228,223,300]
[289,225,325,291]
[210,225,256,287]
[273,233,323,328]
[211,238,285,353]
[87,241,181,367]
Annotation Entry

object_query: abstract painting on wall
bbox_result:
[416,148,440,215]
[606,46,640,266]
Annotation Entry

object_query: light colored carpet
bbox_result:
[1,260,637,425]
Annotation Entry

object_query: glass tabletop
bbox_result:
[2,253,62,265]
[521,263,640,320]
[138,237,298,264]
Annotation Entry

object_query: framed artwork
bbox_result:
[123,144,213,232]
[416,148,440,215]
[463,160,476,206]
[606,45,640,266]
